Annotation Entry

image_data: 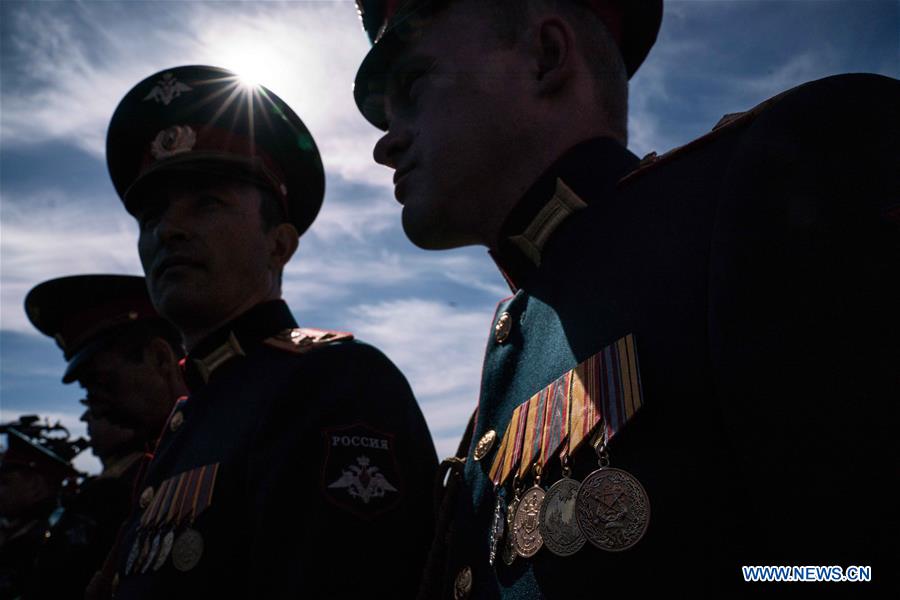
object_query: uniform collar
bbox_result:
[489,137,639,291]
[182,299,297,389]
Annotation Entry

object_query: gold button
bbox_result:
[169,411,184,432]
[494,312,512,344]
[454,566,472,599]
[139,486,155,509]
[473,430,496,461]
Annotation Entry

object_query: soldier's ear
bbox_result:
[532,16,576,97]
[269,222,299,271]
[146,337,178,375]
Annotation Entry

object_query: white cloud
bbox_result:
[0,1,388,186]
[0,189,143,333]
[345,298,494,457]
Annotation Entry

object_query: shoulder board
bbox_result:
[264,327,354,354]
[618,86,795,187]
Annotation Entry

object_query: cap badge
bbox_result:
[143,72,193,106]
[150,125,197,160]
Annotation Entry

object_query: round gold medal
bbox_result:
[512,485,545,558]
[172,528,204,572]
[575,467,650,552]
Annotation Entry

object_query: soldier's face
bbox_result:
[76,346,169,452]
[372,2,538,249]
[133,174,276,333]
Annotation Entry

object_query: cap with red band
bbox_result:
[25,275,170,383]
[107,65,325,237]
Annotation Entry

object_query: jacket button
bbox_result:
[494,312,512,344]
[139,486,155,509]
[454,566,472,599]
[473,430,496,461]
[169,411,184,432]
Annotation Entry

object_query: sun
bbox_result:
[208,37,290,93]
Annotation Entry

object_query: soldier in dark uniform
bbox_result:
[352,1,900,597]
[24,275,186,599]
[99,65,437,598]
[0,419,82,599]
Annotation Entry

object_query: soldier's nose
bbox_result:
[373,127,412,170]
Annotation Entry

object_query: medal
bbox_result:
[172,527,204,572]
[488,490,506,566]
[575,429,649,552]
[512,483,545,558]
[501,492,519,566]
[170,463,218,572]
[125,537,140,575]
[539,476,585,556]
[141,532,161,574]
[575,467,649,551]
[153,530,175,571]
[136,535,151,573]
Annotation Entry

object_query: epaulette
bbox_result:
[263,327,354,354]
[618,86,795,187]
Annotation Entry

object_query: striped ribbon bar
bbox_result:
[487,334,643,487]
[518,386,550,480]
[140,478,171,529]
[567,333,643,458]
[191,463,219,524]
[489,413,513,487]
[538,371,571,469]
[493,404,528,487]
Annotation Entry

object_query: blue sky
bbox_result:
[1,0,897,473]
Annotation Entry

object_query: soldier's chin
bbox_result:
[401,206,472,251]
[150,286,204,329]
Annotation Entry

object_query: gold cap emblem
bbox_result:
[150,125,197,160]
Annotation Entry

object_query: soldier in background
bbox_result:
[98,65,437,599]
[24,275,186,598]
[0,418,83,599]
[352,0,899,597]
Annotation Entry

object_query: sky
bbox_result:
[1,0,897,474]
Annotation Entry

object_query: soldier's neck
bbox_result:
[181,289,282,352]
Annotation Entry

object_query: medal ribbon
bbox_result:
[487,335,642,486]
[191,463,219,525]
[518,387,549,480]
[139,478,171,529]
[488,417,512,487]
[499,404,527,486]
[566,333,643,458]
[538,371,570,469]
[150,477,178,530]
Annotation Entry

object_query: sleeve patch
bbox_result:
[321,423,403,519]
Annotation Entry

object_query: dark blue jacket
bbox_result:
[430,74,899,599]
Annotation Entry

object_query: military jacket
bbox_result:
[31,453,142,599]
[433,74,899,598]
[113,300,437,598]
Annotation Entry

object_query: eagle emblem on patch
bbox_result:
[328,455,398,504]
[322,424,402,518]
[143,72,193,106]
